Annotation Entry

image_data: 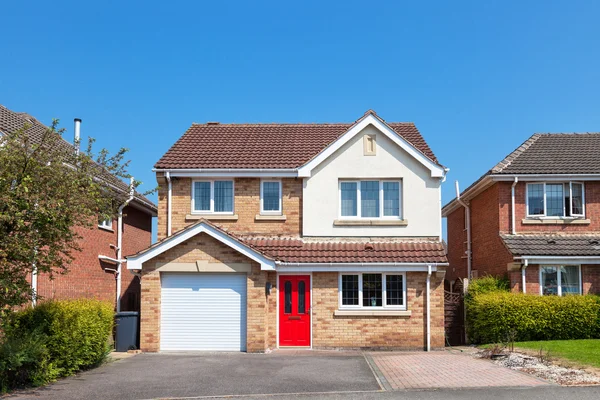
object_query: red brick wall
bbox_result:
[470,183,513,278]
[35,205,152,311]
[499,181,600,233]
[445,206,467,283]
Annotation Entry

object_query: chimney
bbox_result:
[74,118,81,155]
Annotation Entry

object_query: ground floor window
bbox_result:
[540,265,581,296]
[339,272,406,309]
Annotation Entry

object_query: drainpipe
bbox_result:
[74,118,81,155]
[511,177,519,235]
[31,261,37,306]
[116,177,135,313]
[426,264,432,352]
[455,181,472,279]
[522,258,528,294]
[166,171,172,237]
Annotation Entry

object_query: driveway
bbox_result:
[8,350,557,400]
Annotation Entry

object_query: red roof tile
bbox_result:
[154,114,438,169]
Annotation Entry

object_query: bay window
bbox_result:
[339,273,406,309]
[540,265,581,296]
[339,180,402,219]
[527,182,585,218]
[192,180,234,213]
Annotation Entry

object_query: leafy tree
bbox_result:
[0,119,146,318]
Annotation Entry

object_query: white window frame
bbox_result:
[260,179,282,215]
[539,265,582,296]
[98,218,112,230]
[190,179,235,214]
[338,179,403,220]
[338,272,407,310]
[526,182,585,218]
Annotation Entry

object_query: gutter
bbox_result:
[455,181,472,279]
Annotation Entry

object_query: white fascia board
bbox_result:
[153,168,298,178]
[297,115,446,179]
[515,256,600,265]
[126,223,276,271]
[492,174,600,182]
[275,262,446,272]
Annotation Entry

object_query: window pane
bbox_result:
[341,182,357,216]
[262,181,280,211]
[362,273,382,307]
[214,181,233,212]
[298,281,305,314]
[341,275,359,306]
[572,183,584,215]
[528,184,544,215]
[194,182,211,211]
[386,275,404,306]
[546,183,564,217]
[541,266,558,295]
[284,280,292,314]
[361,181,380,218]
[561,266,580,295]
[383,182,400,217]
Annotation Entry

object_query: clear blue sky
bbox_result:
[3,1,600,239]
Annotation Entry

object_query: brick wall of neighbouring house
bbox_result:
[156,177,302,240]
[499,181,600,233]
[35,205,152,311]
[469,183,514,278]
[310,271,445,350]
[445,206,467,283]
[139,232,272,353]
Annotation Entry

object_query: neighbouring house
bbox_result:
[126,110,448,353]
[443,133,600,296]
[0,104,157,312]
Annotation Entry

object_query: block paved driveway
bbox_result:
[10,350,550,400]
[368,351,550,390]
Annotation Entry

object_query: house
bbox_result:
[126,110,448,353]
[0,104,157,312]
[442,133,600,296]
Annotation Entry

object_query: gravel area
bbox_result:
[479,351,600,386]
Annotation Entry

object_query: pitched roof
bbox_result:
[154,111,439,169]
[501,234,600,257]
[0,104,157,214]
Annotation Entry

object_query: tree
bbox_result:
[0,119,145,317]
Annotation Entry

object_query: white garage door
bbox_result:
[160,273,247,351]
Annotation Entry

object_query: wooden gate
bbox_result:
[444,289,465,346]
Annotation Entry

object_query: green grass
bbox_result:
[513,339,600,368]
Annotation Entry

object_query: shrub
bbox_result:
[1,299,113,392]
[467,292,600,344]
[466,275,510,298]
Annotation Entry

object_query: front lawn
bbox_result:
[513,339,600,368]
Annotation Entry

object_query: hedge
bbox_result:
[467,292,600,344]
[0,299,114,393]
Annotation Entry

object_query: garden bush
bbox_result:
[467,292,600,344]
[0,299,113,392]
[465,275,510,298]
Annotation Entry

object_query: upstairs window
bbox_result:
[339,180,402,219]
[527,182,584,217]
[192,180,234,213]
[260,180,282,214]
[98,217,112,230]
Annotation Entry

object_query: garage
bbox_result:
[160,273,247,351]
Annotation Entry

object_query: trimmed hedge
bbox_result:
[1,299,113,393]
[467,292,600,344]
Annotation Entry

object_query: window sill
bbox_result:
[186,214,239,221]
[334,309,411,317]
[255,214,287,221]
[333,219,408,226]
[98,226,114,232]
[522,218,590,225]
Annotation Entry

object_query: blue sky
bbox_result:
[3,1,600,239]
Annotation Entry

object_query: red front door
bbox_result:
[279,275,311,347]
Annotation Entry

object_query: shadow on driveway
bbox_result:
[9,352,381,400]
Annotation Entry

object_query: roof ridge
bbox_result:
[190,122,415,126]
[491,133,542,173]
[534,132,600,135]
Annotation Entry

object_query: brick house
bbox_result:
[0,104,157,312]
[127,110,449,352]
[443,133,600,296]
